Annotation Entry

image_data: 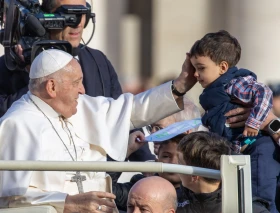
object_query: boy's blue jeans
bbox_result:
[243,135,280,213]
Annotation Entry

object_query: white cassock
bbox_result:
[0,81,181,213]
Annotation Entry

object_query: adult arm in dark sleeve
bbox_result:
[105,56,123,99]
[0,86,29,117]
[0,56,29,117]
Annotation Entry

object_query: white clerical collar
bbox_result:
[28,91,61,119]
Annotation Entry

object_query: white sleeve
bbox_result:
[131,81,181,128]
[71,81,181,161]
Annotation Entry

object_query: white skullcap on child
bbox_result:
[29,49,73,79]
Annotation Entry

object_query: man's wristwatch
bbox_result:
[268,118,280,135]
[171,80,186,96]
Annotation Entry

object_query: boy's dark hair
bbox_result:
[189,30,241,68]
[177,131,231,184]
[158,134,187,154]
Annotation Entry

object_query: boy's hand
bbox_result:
[226,108,280,146]
[243,126,259,137]
[126,131,146,158]
[173,53,197,94]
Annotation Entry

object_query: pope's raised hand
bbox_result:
[173,53,197,94]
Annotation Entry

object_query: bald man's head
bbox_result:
[127,176,177,213]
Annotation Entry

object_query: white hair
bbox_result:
[28,62,75,93]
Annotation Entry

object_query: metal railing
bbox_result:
[0,160,220,179]
[0,155,252,213]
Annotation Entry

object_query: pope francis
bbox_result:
[0,49,197,213]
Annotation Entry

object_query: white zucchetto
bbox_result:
[30,49,73,79]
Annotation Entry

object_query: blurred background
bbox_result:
[1,0,280,109]
[1,0,280,183]
[89,0,280,108]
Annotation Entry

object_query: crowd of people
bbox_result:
[0,0,280,213]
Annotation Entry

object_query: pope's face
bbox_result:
[49,0,87,47]
[55,59,85,118]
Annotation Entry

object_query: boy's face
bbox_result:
[158,142,181,186]
[190,56,224,88]
[177,152,194,190]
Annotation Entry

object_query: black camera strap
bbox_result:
[3,0,18,70]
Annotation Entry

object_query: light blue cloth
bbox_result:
[145,118,202,142]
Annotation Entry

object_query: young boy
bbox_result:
[188,30,280,212]
[189,30,272,151]
[177,131,270,213]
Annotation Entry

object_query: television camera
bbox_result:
[0,0,95,70]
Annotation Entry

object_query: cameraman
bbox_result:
[0,0,123,117]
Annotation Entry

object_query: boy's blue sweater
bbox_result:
[199,66,256,141]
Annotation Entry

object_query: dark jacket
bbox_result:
[0,56,29,117]
[0,46,123,117]
[78,46,122,99]
[179,186,269,213]
[200,67,256,141]
[178,186,222,213]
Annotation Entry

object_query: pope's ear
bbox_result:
[45,79,57,98]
